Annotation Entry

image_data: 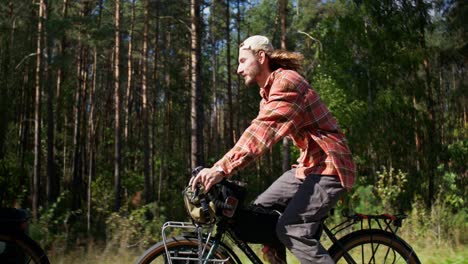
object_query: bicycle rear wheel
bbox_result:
[136,236,238,264]
[328,229,420,264]
[0,232,50,264]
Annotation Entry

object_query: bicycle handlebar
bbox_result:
[190,167,238,216]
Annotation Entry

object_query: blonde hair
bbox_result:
[268,50,304,71]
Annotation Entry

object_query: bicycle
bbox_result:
[0,208,50,264]
[136,168,421,264]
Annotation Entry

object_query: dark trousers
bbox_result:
[254,169,345,264]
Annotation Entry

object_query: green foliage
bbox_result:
[447,139,468,175]
[0,156,29,207]
[92,172,115,216]
[437,166,465,212]
[349,181,383,214]
[105,203,166,249]
[347,166,409,214]
[312,72,367,131]
[0,0,466,259]
[29,191,82,250]
[376,166,408,212]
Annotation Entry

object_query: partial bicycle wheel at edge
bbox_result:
[0,232,50,264]
[328,229,421,264]
[136,236,238,264]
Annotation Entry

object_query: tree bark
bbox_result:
[423,58,438,207]
[226,0,234,147]
[210,0,219,157]
[113,0,122,212]
[44,0,58,207]
[142,0,152,203]
[33,0,46,221]
[124,0,135,142]
[86,47,97,234]
[190,0,203,167]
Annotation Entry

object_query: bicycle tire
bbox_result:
[0,231,50,264]
[136,236,239,264]
[328,229,421,264]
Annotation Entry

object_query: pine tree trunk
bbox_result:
[190,0,203,167]
[55,0,68,196]
[210,0,219,157]
[142,0,152,203]
[124,0,135,142]
[44,0,58,207]
[226,0,234,147]
[114,0,122,212]
[87,47,98,233]
[33,0,45,221]
[423,58,438,207]
[71,3,89,212]
[18,68,31,190]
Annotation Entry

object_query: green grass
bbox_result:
[45,217,467,264]
[47,238,467,264]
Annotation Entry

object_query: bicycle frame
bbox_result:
[160,213,410,264]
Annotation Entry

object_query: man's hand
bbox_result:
[191,167,225,192]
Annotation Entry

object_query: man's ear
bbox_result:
[257,50,267,64]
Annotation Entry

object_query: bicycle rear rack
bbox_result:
[330,213,406,236]
[161,221,231,264]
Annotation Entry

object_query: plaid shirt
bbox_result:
[216,69,356,189]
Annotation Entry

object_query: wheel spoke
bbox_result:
[330,230,420,264]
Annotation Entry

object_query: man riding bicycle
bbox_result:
[192,35,356,264]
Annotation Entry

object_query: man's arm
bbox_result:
[215,74,305,176]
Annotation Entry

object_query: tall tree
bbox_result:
[190,0,204,167]
[33,0,46,220]
[124,0,136,142]
[87,47,98,233]
[114,0,122,212]
[45,0,58,206]
[210,0,219,157]
[142,0,152,203]
[226,0,234,147]
[71,1,90,212]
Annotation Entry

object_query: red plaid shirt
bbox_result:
[216,69,356,189]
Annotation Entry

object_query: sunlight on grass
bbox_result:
[45,218,467,264]
[48,245,143,264]
[46,239,466,264]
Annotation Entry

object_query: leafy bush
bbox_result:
[376,166,408,212]
[29,191,81,252]
[105,203,166,250]
[348,181,383,214]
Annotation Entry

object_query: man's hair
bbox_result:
[268,50,304,72]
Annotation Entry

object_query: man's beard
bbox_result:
[243,63,261,86]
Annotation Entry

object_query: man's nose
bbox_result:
[237,65,242,75]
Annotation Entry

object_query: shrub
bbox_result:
[105,203,166,250]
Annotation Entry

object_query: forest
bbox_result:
[0,0,466,263]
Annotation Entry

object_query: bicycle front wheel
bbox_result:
[0,231,50,264]
[136,236,237,264]
[328,229,420,264]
